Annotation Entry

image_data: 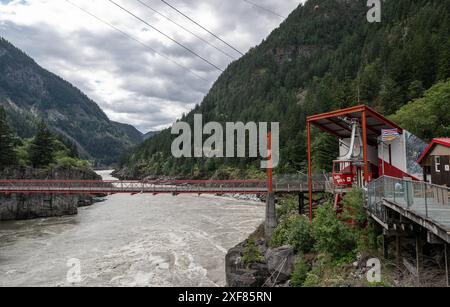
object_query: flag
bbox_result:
[382,129,400,142]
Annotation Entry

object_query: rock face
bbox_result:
[0,166,101,221]
[225,241,270,287]
[265,246,296,284]
[225,221,298,287]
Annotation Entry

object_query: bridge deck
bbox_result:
[0,179,328,195]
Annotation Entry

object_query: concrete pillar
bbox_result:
[265,193,277,241]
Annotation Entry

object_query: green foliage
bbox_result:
[312,202,356,260]
[312,132,338,172]
[29,121,57,168]
[391,80,450,141]
[275,197,298,220]
[340,188,366,226]
[0,111,92,170]
[242,238,265,266]
[54,157,91,170]
[291,259,311,287]
[0,107,18,168]
[271,215,314,254]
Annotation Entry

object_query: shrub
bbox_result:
[242,238,265,266]
[276,198,298,221]
[288,216,315,253]
[271,215,314,253]
[291,259,311,287]
[312,202,356,260]
[55,157,91,170]
[302,272,321,287]
[340,188,367,226]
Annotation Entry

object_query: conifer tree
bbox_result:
[29,121,56,168]
[0,107,18,168]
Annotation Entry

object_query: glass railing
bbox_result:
[367,176,450,227]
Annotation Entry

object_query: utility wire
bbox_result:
[65,0,209,82]
[160,0,244,56]
[136,0,235,60]
[241,0,286,19]
[107,0,224,72]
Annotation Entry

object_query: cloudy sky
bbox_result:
[0,0,301,133]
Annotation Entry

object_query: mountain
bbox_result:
[0,37,143,166]
[119,0,450,179]
[143,131,160,141]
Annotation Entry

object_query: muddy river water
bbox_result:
[0,171,264,287]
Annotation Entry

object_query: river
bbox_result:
[0,171,264,287]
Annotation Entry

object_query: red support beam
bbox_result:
[267,132,273,193]
[307,122,313,222]
[362,110,370,184]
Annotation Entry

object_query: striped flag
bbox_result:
[382,129,400,142]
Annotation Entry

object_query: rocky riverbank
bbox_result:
[225,224,297,287]
[0,166,102,221]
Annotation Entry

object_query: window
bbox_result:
[435,156,441,173]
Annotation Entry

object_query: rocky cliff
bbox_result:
[0,166,102,221]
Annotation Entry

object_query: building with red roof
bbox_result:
[418,138,450,186]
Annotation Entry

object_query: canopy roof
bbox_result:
[307,105,403,145]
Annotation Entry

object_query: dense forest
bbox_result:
[0,38,143,166]
[118,0,450,179]
[0,107,91,170]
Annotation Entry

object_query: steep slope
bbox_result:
[0,37,143,166]
[120,0,450,179]
[143,131,160,140]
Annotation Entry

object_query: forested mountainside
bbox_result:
[119,0,450,179]
[0,37,143,166]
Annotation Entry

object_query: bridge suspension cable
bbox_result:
[136,0,236,60]
[160,0,244,56]
[241,0,287,19]
[107,0,224,72]
[65,0,209,82]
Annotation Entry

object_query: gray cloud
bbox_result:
[0,0,301,132]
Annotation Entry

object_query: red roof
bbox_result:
[307,105,403,145]
[417,138,450,164]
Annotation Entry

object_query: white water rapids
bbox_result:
[0,171,264,287]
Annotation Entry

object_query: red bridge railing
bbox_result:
[0,177,327,195]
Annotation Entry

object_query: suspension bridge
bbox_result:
[0,177,329,196]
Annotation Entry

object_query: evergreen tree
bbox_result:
[29,121,56,168]
[0,107,18,168]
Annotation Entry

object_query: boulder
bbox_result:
[225,243,270,287]
[265,245,296,284]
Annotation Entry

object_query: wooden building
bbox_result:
[418,138,450,186]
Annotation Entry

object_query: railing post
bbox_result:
[393,178,396,203]
[424,182,429,218]
[405,179,413,209]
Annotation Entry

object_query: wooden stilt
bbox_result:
[416,236,423,285]
[396,235,401,266]
[445,244,450,287]
[383,235,389,259]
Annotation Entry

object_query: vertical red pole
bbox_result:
[307,122,313,222]
[362,110,369,184]
[267,132,273,193]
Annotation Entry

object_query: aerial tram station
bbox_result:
[306,105,426,217]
